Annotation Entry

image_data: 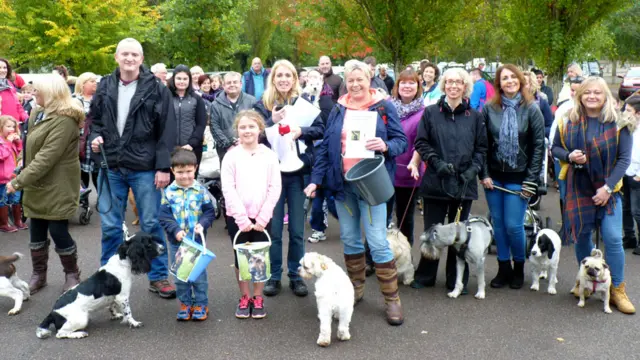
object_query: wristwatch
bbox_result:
[604,185,613,194]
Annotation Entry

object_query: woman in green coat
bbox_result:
[7,74,83,294]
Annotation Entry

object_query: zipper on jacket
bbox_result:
[178,97,183,144]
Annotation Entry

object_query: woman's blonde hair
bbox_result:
[569,76,620,124]
[74,72,97,95]
[438,67,473,99]
[522,71,540,97]
[233,109,266,134]
[34,74,83,115]
[0,115,19,136]
[344,59,372,81]
[262,59,301,111]
[567,63,583,77]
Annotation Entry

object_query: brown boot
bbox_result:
[610,282,636,314]
[0,206,17,233]
[29,242,49,294]
[11,205,28,230]
[59,250,81,293]
[344,253,366,303]
[374,260,404,326]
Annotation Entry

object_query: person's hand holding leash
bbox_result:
[435,161,455,177]
[407,162,420,180]
[592,186,611,206]
[304,183,317,198]
[91,136,104,153]
[481,177,494,190]
[569,149,587,165]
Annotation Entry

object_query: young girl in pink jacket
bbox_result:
[0,115,26,232]
[221,109,281,320]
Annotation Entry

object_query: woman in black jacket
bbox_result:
[168,65,207,167]
[480,64,545,289]
[411,68,488,292]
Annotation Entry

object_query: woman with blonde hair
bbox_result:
[304,59,407,325]
[552,76,635,314]
[254,59,324,298]
[73,72,98,190]
[6,74,84,294]
[523,71,553,137]
[557,63,583,106]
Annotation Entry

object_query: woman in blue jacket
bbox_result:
[304,60,408,326]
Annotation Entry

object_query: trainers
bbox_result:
[235,295,251,319]
[176,303,192,321]
[192,305,209,321]
[289,279,308,297]
[251,296,266,319]
[284,214,289,225]
[308,230,327,243]
[263,279,281,297]
[149,279,177,299]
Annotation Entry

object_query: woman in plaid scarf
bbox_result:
[552,76,635,314]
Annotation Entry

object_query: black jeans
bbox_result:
[81,171,99,190]
[622,176,638,242]
[413,198,471,288]
[30,218,76,253]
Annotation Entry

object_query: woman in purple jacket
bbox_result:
[391,69,425,246]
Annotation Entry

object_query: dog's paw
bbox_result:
[317,335,331,347]
[447,290,461,299]
[58,331,88,339]
[577,300,585,308]
[128,320,143,329]
[547,287,557,295]
[8,308,20,315]
[337,328,351,341]
[604,306,613,314]
[474,291,485,300]
[539,271,548,279]
[530,283,540,291]
[110,313,124,321]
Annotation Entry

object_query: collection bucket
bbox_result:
[233,230,272,283]
[344,155,394,206]
[170,229,216,283]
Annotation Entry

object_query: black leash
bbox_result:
[96,143,113,214]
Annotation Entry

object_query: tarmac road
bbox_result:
[1,186,639,360]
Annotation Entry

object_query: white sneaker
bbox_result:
[308,231,327,243]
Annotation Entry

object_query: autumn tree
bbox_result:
[1,0,158,74]
[606,0,640,63]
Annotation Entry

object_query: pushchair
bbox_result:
[198,127,223,222]
[77,187,93,225]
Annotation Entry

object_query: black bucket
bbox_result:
[344,155,394,206]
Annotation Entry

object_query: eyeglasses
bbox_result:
[445,79,464,86]
[569,76,584,84]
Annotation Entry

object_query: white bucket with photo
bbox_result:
[233,230,272,283]
[170,229,216,283]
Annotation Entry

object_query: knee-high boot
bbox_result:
[344,253,366,303]
[374,260,404,326]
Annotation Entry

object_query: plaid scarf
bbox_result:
[562,117,618,242]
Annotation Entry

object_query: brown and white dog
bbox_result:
[576,249,612,314]
[0,252,30,315]
[129,189,139,225]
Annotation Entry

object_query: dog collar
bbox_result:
[454,221,473,260]
[590,279,606,293]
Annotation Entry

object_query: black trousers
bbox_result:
[413,198,471,288]
[394,187,418,246]
[622,176,638,242]
[81,171,99,190]
[30,218,76,252]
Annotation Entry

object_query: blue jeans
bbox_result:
[573,195,625,286]
[335,183,393,263]
[169,241,208,306]
[270,174,305,281]
[98,169,169,281]
[309,189,338,232]
[0,184,21,206]
[485,180,528,262]
[554,159,566,201]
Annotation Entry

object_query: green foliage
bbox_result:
[606,0,640,63]
[1,0,157,74]
[153,0,251,70]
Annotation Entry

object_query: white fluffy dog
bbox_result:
[576,249,612,314]
[420,217,493,299]
[387,228,414,285]
[528,229,561,294]
[299,252,354,347]
[0,252,30,315]
[302,77,323,108]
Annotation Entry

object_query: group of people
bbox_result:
[0,37,638,332]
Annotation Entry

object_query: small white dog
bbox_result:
[576,249,612,314]
[299,252,354,347]
[0,252,30,315]
[302,77,323,108]
[387,228,414,285]
[528,229,561,295]
[420,217,493,299]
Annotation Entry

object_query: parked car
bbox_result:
[580,60,603,77]
[619,67,640,101]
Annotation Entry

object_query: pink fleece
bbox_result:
[0,136,22,184]
[0,85,28,123]
[221,144,282,230]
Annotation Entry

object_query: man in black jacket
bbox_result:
[319,56,342,103]
[89,38,177,299]
[534,69,554,105]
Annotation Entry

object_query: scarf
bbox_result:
[562,117,618,243]
[0,78,10,92]
[391,98,424,119]
[497,93,522,168]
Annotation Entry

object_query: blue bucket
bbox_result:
[344,155,395,206]
[170,230,216,283]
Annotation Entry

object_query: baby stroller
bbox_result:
[198,127,223,222]
[77,187,93,225]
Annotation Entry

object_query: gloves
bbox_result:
[521,181,538,199]
[459,167,478,184]
[435,161,455,177]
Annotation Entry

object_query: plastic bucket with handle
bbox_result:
[233,230,272,282]
[344,155,395,206]
[170,229,216,283]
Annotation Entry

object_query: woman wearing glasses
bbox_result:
[411,68,488,295]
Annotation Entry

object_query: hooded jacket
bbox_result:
[88,66,176,172]
[11,106,83,219]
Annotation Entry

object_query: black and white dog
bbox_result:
[528,229,561,295]
[36,232,164,339]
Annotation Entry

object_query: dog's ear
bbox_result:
[546,237,555,260]
[581,259,587,266]
[320,262,328,271]
[603,263,609,269]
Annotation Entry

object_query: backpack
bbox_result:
[483,79,496,101]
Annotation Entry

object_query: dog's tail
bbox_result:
[590,249,604,259]
[0,252,24,265]
[36,314,55,339]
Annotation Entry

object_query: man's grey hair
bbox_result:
[224,71,242,82]
[150,63,167,74]
[115,38,143,55]
[190,66,204,74]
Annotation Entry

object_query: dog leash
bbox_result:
[96,143,113,215]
